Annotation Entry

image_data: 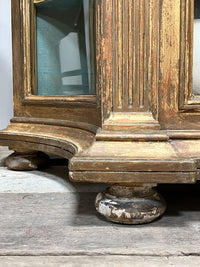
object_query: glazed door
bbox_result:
[159,0,200,130]
[12,0,100,126]
[33,0,95,96]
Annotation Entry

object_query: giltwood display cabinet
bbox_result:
[1,0,200,224]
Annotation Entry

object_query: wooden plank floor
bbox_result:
[0,256,200,267]
[0,146,200,266]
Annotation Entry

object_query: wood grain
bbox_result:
[159,0,200,129]
[0,256,200,267]
[2,0,200,190]
[98,0,160,131]
[0,189,199,256]
[11,0,100,127]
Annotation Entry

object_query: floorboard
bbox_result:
[0,146,200,266]
[0,256,200,267]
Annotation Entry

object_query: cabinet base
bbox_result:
[95,185,166,224]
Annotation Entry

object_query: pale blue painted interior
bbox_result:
[36,0,94,96]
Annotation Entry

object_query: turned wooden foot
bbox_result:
[5,150,50,171]
[95,184,166,224]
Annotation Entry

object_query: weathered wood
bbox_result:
[96,185,166,224]
[69,140,198,184]
[0,122,95,158]
[0,256,200,267]
[70,158,196,172]
[0,146,200,255]
[5,151,50,171]
[11,1,100,125]
[0,189,199,256]
[98,0,160,129]
[1,0,200,225]
[70,172,196,184]
[2,0,200,179]
[159,0,200,129]
[96,131,169,141]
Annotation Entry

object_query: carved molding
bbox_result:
[97,0,160,130]
[113,0,149,112]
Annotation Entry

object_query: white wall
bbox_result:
[0,0,13,130]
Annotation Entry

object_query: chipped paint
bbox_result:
[95,185,166,225]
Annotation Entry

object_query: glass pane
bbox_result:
[193,0,200,94]
[34,0,95,96]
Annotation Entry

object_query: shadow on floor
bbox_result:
[1,155,200,228]
[73,182,200,227]
[25,159,200,227]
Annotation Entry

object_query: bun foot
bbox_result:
[95,184,166,224]
[5,150,50,171]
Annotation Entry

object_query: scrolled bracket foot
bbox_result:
[5,150,50,171]
[95,184,166,224]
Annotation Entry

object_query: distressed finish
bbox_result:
[1,0,200,224]
[5,150,50,171]
[96,0,160,131]
[95,185,166,224]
